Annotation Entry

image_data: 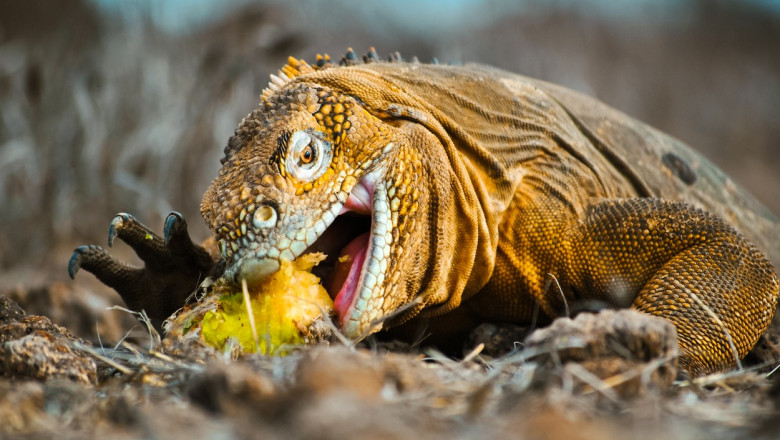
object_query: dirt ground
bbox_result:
[1,1,779,439]
[3,286,780,440]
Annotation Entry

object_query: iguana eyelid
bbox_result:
[285,130,332,182]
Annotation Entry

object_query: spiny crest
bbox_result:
[260,56,318,102]
[261,47,426,102]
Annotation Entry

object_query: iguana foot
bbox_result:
[68,212,219,328]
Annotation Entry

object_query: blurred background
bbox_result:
[1,0,778,340]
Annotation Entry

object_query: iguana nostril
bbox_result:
[253,204,278,229]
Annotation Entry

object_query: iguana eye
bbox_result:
[286,130,331,182]
[300,145,314,164]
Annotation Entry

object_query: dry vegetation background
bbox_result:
[1,0,778,282]
[1,1,780,439]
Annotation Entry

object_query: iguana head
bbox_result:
[200,56,431,338]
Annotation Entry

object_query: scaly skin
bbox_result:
[70,49,779,377]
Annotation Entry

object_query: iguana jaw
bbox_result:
[331,174,391,337]
[313,166,390,337]
[223,165,391,339]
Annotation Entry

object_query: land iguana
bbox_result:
[69,48,780,377]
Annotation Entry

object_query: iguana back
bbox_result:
[347,62,780,266]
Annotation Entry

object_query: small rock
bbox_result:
[0,295,25,324]
[294,347,386,401]
[1,331,97,385]
[5,281,135,344]
[1,313,97,385]
[522,309,678,396]
[466,322,530,357]
[0,314,74,344]
[0,380,45,433]
[187,360,276,414]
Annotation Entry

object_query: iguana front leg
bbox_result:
[488,197,779,376]
[68,212,219,328]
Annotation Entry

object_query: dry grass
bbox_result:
[44,309,770,439]
[1,292,775,439]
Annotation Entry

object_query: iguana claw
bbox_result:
[68,212,219,328]
[67,245,89,279]
[68,244,124,281]
[163,212,183,245]
[107,213,133,247]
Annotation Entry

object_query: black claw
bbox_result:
[108,224,116,247]
[67,246,87,279]
[108,213,131,247]
[164,211,185,245]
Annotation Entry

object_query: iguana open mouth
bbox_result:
[304,214,370,323]
[303,168,387,332]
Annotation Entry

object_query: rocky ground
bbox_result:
[2,1,779,438]
[2,284,780,440]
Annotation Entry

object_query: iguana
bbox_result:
[69,49,780,377]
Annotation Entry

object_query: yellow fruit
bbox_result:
[199,253,332,355]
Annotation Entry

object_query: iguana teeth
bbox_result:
[305,229,318,244]
[290,241,306,256]
[280,249,294,261]
[342,180,391,335]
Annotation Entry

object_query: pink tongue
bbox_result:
[329,232,370,322]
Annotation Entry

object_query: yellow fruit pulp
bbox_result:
[201,253,332,355]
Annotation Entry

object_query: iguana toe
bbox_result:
[164,211,217,271]
[67,244,147,292]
